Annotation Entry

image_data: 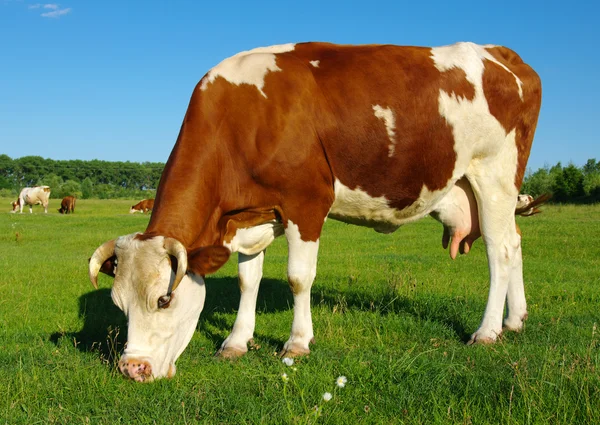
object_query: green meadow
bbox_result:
[1,199,599,424]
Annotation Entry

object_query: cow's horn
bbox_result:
[88,239,116,289]
[164,237,188,295]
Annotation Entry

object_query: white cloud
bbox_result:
[41,6,70,17]
[43,3,58,9]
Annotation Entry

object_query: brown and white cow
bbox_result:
[58,196,76,214]
[11,186,51,213]
[89,42,542,381]
[130,199,154,214]
[515,193,551,216]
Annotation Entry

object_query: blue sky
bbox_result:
[0,0,597,172]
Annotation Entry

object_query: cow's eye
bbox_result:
[158,295,172,309]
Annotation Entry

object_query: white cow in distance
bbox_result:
[11,186,51,213]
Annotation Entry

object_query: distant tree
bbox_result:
[0,175,11,190]
[81,177,94,199]
[583,158,600,175]
[60,180,82,199]
[553,163,585,202]
[39,174,64,198]
[521,166,553,197]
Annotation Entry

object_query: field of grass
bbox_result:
[1,198,599,424]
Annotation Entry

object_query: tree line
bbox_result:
[1,154,599,203]
[0,155,163,200]
[521,158,600,203]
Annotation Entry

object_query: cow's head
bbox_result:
[10,199,19,212]
[129,206,139,214]
[88,233,230,382]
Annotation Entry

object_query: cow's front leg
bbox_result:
[280,221,319,357]
[216,251,264,358]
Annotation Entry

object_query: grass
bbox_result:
[0,199,599,424]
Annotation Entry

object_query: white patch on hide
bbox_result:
[431,42,523,100]
[309,60,320,68]
[430,42,519,187]
[372,105,397,157]
[328,179,448,232]
[200,43,296,98]
[222,221,284,255]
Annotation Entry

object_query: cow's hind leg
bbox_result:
[216,251,264,358]
[503,239,527,332]
[280,220,320,357]
[466,170,523,344]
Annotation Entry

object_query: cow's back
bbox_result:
[150,41,541,245]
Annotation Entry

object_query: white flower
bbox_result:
[281,373,289,383]
[322,392,332,402]
[336,375,347,388]
[282,357,294,367]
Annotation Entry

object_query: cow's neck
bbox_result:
[145,117,223,250]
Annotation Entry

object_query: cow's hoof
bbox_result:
[503,313,528,332]
[215,346,247,359]
[467,332,498,346]
[279,344,310,358]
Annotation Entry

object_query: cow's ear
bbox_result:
[187,246,231,276]
[98,256,117,277]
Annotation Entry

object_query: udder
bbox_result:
[430,178,481,260]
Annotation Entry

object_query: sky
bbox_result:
[0,0,598,172]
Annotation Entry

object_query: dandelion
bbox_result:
[336,375,347,388]
[282,357,294,367]
[281,373,289,383]
[322,392,332,402]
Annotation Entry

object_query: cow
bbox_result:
[130,199,154,214]
[58,196,76,214]
[89,41,542,382]
[515,193,551,216]
[11,186,51,213]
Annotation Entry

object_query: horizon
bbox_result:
[1,0,598,171]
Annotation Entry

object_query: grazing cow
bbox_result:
[515,193,551,216]
[11,186,51,213]
[58,196,76,214]
[130,199,154,214]
[89,42,542,381]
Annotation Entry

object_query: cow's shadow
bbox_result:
[52,275,471,361]
[50,288,127,365]
[199,276,471,348]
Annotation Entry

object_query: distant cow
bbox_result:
[515,193,552,216]
[58,196,76,214]
[130,199,154,214]
[11,186,51,213]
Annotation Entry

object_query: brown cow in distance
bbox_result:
[130,199,154,214]
[58,196,76,214]
[89,41,542,382]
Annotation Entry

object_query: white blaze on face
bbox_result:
[200,43,296,98]
[372,105,397,157]
[110,234,206,379]
[430,42,519,186]
[309,60,320,68]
